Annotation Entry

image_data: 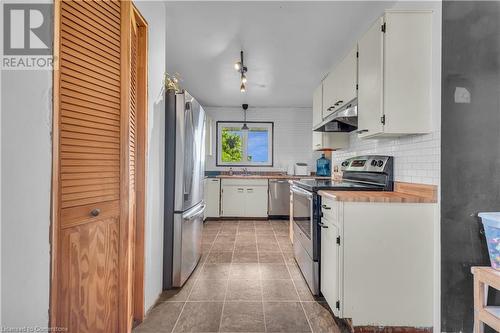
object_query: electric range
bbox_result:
[290,155,393,295]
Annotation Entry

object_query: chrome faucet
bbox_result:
[242,167,249,175]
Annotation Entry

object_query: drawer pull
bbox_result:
[90,208,101,217]
[321,204,331,210]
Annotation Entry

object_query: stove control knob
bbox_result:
[371,160,377,166]
[377,160,384,167]
[341,161,349,167]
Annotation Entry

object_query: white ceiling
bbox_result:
[166,1,395,108]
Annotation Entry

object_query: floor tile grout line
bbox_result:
[256,221,268,333]
[217,220,240,333]
[273,221,315,333]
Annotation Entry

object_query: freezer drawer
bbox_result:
[294,222,319,295]
[172,202,205,287]
[268,179,290,216]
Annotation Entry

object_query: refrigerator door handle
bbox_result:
[183,203,206,221]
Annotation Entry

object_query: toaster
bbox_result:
[294,163,309,176]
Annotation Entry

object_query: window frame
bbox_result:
[216,121,274,167]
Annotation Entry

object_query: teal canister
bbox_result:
[316,154,331,177]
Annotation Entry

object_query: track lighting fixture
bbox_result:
[234,50,248,93]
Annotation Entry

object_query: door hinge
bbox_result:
[336,300,340,310]
[336,236,341,245]
[356,51,359,58]
[381,22,386,33]
[380,114,386,125]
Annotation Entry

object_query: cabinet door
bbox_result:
[335,47,358,110]
[322,70,338,119]
[312,84,323,128]
[312,131,323,151]
[245,186,268,217]
[313,132,349,151]
[205,116,213,156]
[321,217,340,316]
[358,17,384,138]
[205,178,220,217]
[221,185,245,217]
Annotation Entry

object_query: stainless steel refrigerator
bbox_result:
[163,90,206,288]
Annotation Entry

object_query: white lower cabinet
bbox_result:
[320,216,341,316]
[204,178,220,218]
[221,179,268,217]
[319,195,436,327]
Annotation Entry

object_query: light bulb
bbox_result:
[234,62,242,71]
[240,83,246,93]
[241,74,247,83]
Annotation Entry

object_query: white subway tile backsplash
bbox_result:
[330,131,441,185]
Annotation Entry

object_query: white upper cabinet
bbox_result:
[312,83,349,151]
[312,84,323,128]
[357,11,433,138]
[204,115,214,156]
[312,131,349,151]
[323,47,358,119]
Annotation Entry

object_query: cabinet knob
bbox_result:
[90,208,101,217]
[356,129,369,134]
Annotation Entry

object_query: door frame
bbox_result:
[49,1,148,330]
[131,3,148,324]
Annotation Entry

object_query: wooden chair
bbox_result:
[471,267,500,332]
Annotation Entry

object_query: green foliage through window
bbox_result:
[221,129,243,162]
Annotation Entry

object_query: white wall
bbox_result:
[134,1,166,313]
[205,107,315,172]
[1,70,53,327]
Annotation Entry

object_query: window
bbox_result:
[216,121,273,167]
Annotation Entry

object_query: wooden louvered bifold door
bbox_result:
[53,1,127,332]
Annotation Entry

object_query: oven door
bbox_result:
[291,185,314,258]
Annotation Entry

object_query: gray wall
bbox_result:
[1,69,52,326]
[441,2,500,332]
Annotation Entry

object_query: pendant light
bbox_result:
[241,104,249,131]
[234,50,248,92]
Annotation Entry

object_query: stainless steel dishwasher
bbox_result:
[268,179,290,217]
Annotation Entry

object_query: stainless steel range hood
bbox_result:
[313,99,358,133]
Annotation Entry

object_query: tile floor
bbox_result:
[134,220,346,333]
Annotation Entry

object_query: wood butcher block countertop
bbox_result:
[215,175,330,180]
[318,182,438,203]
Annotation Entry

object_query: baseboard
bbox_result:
[354,326,432,333]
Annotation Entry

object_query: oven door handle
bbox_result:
[291,186,313,199]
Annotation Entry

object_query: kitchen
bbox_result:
[3,0,500,332]
[141,1,442,333]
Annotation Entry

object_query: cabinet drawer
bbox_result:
[321,196,338,223]
[221,178,268,186]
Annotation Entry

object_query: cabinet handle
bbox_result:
[356,129,369,134]
[237,188,244,193]
[90,208,101,217]
[247,188,253,193]
[335,100,344,105]
[321,204,331,210]
[318,222,329,229]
